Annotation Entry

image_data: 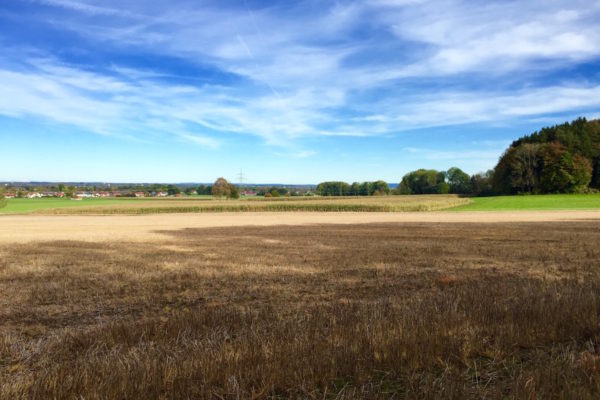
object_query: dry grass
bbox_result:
[33,195,471,214]
[1,222,600,399]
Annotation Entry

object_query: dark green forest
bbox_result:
[492,117,600,194]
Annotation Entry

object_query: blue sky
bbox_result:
[1,0,600,183]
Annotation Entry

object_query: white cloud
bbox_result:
[33,0,146,19]
[379,0,600,76]
[2,0,600,148]
[274,150,316,158]
[1,55,600,149]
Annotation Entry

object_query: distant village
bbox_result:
[2,183,317,199]
[5,190,175,199]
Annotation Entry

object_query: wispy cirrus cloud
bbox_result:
[2,0,600,151]
[34,0,123,16]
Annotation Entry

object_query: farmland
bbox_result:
[2,193,600,215]
[4,0,600,398]
[0,198,134,214]
[0,195,471,214]
[451,193,600,211]
[1,195,600,398]
[1,219,600,398]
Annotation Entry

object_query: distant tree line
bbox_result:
[396,167,494,196]
[195,185,212,195]
[331,117,599,198]
[259,187,287,197]
[316,181,391,196]
[317,171,493,197]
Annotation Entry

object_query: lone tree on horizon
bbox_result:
[211,177,239,199]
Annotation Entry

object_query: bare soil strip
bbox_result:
[0,210,599,243]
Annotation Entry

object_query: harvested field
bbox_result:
[0,211,599,244]
[1,221,600,398]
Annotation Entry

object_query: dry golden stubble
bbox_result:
[1,222,599,399]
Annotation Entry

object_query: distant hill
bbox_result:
[492,117,600,194]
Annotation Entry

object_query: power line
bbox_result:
[237,169,246,186]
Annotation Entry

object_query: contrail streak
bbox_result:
[239,0,282,100]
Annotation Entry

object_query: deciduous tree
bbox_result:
[316,182,350,196]
[470,170,494,196]
[211,178,239,199]
[211,178,232,198]
[446,167,471,194]
[540,143,592,193]
[398,169,447,194]
[372,180,390,195]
